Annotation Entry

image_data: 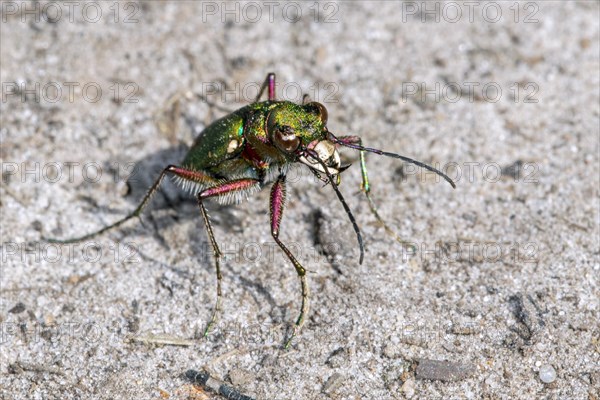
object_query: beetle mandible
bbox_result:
[47,73,455,348]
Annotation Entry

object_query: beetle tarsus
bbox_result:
[197,198,223,337]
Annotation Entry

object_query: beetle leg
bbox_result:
[335,136,416,251]
[256,72,276,102]
[269,174,310,348]
[196,179,261,336]
[45,165,215,243]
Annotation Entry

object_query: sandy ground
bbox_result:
[1,1,599,399]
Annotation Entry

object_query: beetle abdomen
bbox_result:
[182,111,246,171]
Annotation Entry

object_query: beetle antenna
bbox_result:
[304,149,365,265]
[328,133,456,189]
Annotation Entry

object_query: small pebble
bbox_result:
[228,368,252,386]
[8,302,26,314]
[117,180,131,197]
[401,378,415,398]
[322,372,344,395]
[539,364,556,383]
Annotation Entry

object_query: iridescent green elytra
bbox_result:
[46,73,455,348]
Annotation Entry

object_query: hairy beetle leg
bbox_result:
[44,165,215,244]
[196,179,261,337]
[270,174,310,349]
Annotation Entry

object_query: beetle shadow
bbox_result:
[114,143,282,322]
[110,143,247,256]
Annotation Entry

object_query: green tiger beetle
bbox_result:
[46,73,455,348]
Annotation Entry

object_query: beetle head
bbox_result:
[266,101,341,176]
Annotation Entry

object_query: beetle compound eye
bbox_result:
[273,126,300,152]
[267,110,300,153]
[306,102,328,126]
